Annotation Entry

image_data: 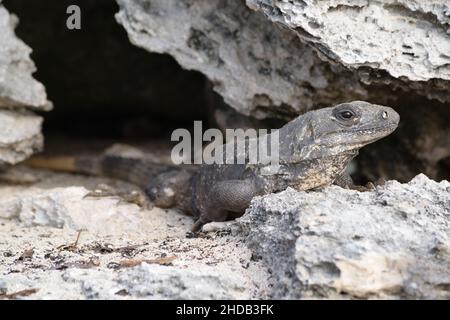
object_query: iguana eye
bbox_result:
[336,109,356,121]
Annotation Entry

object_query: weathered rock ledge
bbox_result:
[116,0,450,119]
[247,0,450,103]
[240,174,450,299]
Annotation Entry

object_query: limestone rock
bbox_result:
[0,2,49,110]
[0,110,43,165]
[239,174,450,299]
[247,0,450,102]
[0,2,49,165]
[114,264,251,299]
[0,185,153,236]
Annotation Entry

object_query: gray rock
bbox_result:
[0,2,49,110]
[115,0,369,118]
[0,185,158,236]
[247,0,450,102]
[116,264,251,299]
[0,2,49,165]
[0,263,256,300]
[239,174,450,299]
[116,0,450,118]
[0,110,43,165]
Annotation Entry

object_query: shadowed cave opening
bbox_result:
[4,0,212,151]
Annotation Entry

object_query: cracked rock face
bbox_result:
[115,0,371,119]
[0,1,48,165]
[239,174,450,299]
[247,0,450,102]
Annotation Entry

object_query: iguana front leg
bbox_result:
[192,179,261,232]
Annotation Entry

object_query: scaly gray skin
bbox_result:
[73,101,399,231]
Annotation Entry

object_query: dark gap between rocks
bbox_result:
[4,0,212,154]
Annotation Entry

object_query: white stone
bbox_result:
[0,109,43,165]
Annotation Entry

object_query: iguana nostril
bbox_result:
[382,111,388,119]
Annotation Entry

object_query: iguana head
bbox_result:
[279,101,400,163]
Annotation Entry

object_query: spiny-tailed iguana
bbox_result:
[26,101,400,232]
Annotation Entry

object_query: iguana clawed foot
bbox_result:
[187,219,236,237]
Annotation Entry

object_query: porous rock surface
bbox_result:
[239,174,450,299]
[0,110,43,165]
[116,0,450,117]
[0,1,48,165]
[0,2,48,110]
[247,0,450,102]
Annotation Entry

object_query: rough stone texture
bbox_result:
[0,2,48,166]
[239,174,450,299]
[0,2,49,110]
[113,264,250,299]
[116,0,371,119]
[247,0,450,103]
[0,170,269,299]
[0,186,150,235]
[0,110,43,165]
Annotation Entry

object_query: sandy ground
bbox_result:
[0,168,270,299]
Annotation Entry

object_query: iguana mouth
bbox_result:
[322,123,397,138]
[351,123,397,134]
[352,125,397,135]
[345,125,398,146]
